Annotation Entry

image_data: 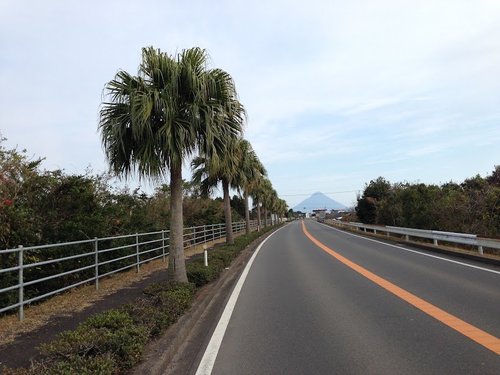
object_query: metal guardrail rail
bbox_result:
[329,220,500,255]
[0,220,264,320]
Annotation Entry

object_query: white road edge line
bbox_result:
[195,225,287,375]
[318,222,500,275]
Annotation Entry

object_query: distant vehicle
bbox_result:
[313,209,327,223]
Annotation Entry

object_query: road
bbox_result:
[196,219,500,374]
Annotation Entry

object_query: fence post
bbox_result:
[204,245,208,267]
[204,225,207,244]
[18,245,24,321]
[94,238,99,290]
[193,226,196,247]
[162,230,166,262]
[136,233,140,273]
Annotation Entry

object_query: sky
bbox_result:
[1,0,499,209]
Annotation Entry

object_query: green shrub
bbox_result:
[156,283,196,315]
[125,282,196,337]
[41,354,116,375]
[82,309,133,331]
[40,309,149,372]
[186,258,224,287]
[209,248,236,267]
[122,298,173,337]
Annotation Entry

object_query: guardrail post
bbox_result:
[478,245,483,255]
[433,239,438,246]
[405,234,409,241]
[204,245,208,267]
[162,230,166,262]
[136,233,140,273]
[18,245,24,321]
[94,238,99,290]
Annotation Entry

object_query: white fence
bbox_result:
[329,220,500,255]
[0,220,261,320]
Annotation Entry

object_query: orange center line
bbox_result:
[301,221,500,355]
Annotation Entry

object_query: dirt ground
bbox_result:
[0,237,227,370]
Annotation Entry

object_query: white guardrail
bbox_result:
[0,220,266,321]
[329,220,500,255]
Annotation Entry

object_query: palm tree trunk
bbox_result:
[244,189,250,235]
[223,179,234,244]
[168,162,188,283]
[264,207,268,228]
[256,199,261,231]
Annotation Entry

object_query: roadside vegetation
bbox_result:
[1,225,278,375]
[355,166,500,237]
[1,45,288,320]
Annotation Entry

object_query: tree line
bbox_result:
[355,167,500,237]
[1,46,288,287]
[0,141,257,250]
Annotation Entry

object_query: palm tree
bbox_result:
[276,198,288,223]
[259,179,275,227]
[99,47,243,282]
[234,139,266,234]
[249,175,267,230]
[191,136,244,245]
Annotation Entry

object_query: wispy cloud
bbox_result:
[0,0,499,207]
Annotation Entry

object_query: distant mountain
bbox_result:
[292,192,347,213]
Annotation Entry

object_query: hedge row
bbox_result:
[2,225,278,375]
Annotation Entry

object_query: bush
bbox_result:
[40,355,116,375]
[127,282,197,335]
[187,258,224,287]
[208,247,236,268]
[40,309,149,372]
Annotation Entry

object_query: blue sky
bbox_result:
[1,0,499,208]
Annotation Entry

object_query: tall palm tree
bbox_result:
[191,136,244,245]
[99,47,243,282]
[234,139,266,234]
[276,198,288,223]
[249,175,267,230]
[259,178,275,227]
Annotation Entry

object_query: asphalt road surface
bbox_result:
[198,220,500,374]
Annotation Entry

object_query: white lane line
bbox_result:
[317,222,500,275]
[195,225,287,375]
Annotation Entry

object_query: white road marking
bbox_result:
[195,225,287,375]
[318,222,500,275]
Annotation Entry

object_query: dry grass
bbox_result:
[0,236,228,347]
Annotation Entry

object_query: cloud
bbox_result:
[0,0,499,208]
